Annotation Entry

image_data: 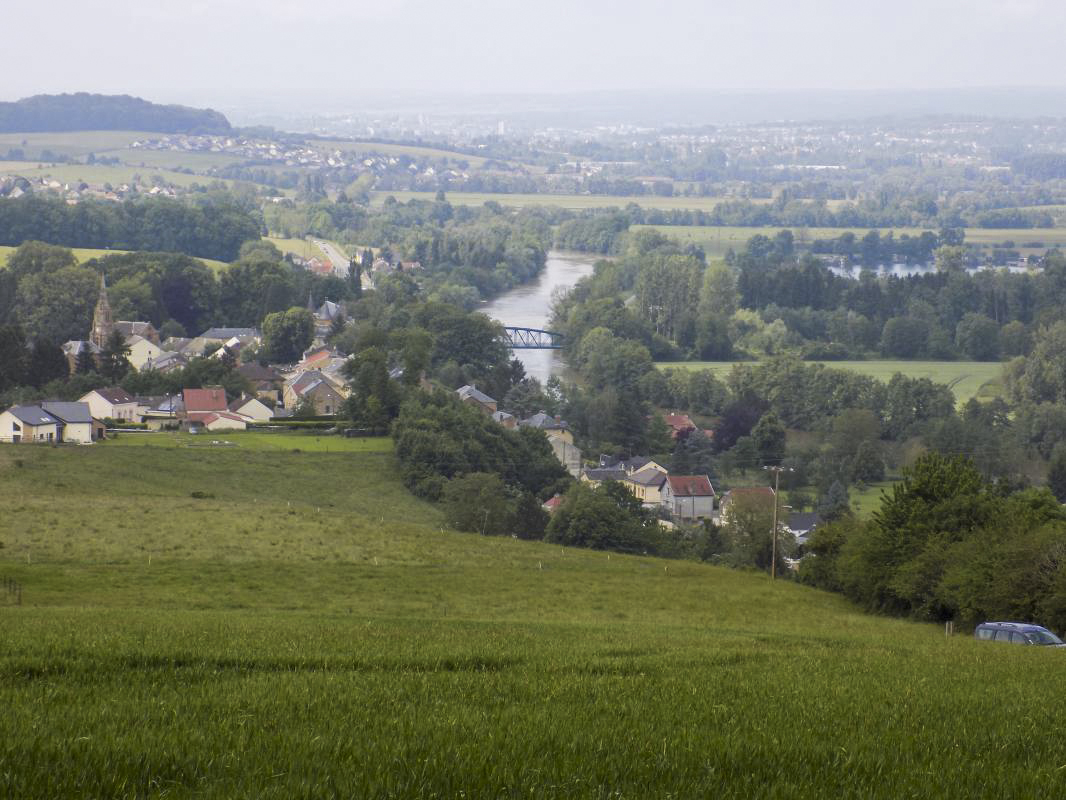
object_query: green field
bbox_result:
[0,130,155,157]
[371,190,774,212]
[266,235,347,264]
[658,359,1005,402]
[634,223,1066,258]
[4,431,1066,796]
[317,139,497,168]
[0,245,228,273]
[0,159,232,189]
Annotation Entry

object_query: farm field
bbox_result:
[316,138,496,168]
[0,159,228,189]
[634,223,1066,258]
[0,245,228,273]
[371,189,774,212]
[657,359,1005,402]
[0,130,153,157]
[4,434,1066,796]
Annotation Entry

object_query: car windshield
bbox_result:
[1027,630,1064,645]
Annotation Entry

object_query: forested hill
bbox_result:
[0,93,231,134]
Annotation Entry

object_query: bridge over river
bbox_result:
[481,251,597,382]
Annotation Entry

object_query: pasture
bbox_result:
[3,434,1066,796]
[0,245,229,273]
[371,189,773,212]
[657,359,1005,403]
[0,159,231,189]
[633,223,1066,258]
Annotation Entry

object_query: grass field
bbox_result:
[634,223,1066,258]
[0,159,231,189]
[317,139,496,168]
[371,189,775,212]
[657,359,1005,402]
[0,130,154,157]
[266,235,347,263]
[4,432,1066,796]
[0,245,229,272]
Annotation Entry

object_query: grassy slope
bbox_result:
[0,245,229,273]
[657,359,1004,403]
[3,432,1066,797]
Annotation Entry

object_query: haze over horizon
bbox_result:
[6,0,1066,104]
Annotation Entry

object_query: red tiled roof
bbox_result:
[182,388,228,412]
[664,414,696,431]
[542,494,563,511]
[666,475,715,497]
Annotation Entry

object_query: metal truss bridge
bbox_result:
[502,327,564,350]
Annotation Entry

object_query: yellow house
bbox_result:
[623,467,669,507]
[519,412,573,444]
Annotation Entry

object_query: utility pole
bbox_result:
[763,465,793,580]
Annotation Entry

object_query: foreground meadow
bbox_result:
[2,433,1065,798]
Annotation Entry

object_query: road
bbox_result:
[312,239,350,277]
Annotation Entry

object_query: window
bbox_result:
[994,629,1012,642]
[1011,632,1030,645]
[976,628,996,641]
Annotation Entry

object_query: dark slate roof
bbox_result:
[582,468,627,482]
[237,362,281,382]
[41,402,92,424]
[457,384,496,406]
[787,512,822,534]
[92,387,135,404]
[520,411,569,430]
[199,327,260,340]
[6,405,60,426]
[625,467,668,488]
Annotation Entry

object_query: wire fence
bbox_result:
[2,576,22,606]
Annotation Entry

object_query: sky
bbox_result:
[5,0,1066,101]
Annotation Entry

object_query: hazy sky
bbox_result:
[5,0,1066,100]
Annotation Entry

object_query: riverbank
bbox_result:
[480,250,598,382]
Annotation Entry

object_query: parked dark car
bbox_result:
[974,622,1065,646]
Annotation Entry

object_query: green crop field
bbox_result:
[4,432,1066,797]
[371,189,776,212]
[0,245,228,273]
[0,159,229,189]
[658,359,1005,403]
[0,130,155,157]
[316,139,496,168]
[634,223,1066,259]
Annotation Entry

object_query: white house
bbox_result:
[80,387,138,421]
[661,475,716,521]
[40,402,101,444]
[229,396,274,422]
[200,411,248,431]
[127,335,165,371]
[0,406,60,443]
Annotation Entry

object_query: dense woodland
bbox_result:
[0,93,231,134]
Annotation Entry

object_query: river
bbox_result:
[481,250,599,383]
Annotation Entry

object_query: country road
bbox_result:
[313,239,350,277]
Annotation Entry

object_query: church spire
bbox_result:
[90,272,114,348]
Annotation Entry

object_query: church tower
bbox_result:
[90,273,114,348]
